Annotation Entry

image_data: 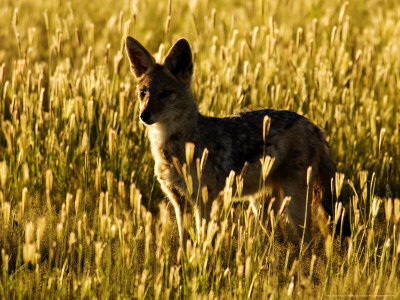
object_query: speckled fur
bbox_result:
[125,36,340,243]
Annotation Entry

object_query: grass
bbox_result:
[0,0,400,298]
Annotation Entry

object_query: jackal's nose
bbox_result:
[140,110,151,124]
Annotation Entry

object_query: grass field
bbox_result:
[0,0,400,298]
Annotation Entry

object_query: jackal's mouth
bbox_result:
[140,118,155,125]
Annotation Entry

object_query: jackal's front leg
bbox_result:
[159,184,187,247]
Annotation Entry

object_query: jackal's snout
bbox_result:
[139,109,152,125]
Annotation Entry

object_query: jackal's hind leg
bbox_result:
[260,183,290,243]
[281,174,313,243]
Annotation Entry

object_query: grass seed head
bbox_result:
[108,129,116,157]
[25,222,34,244]
[335,172,345,198]
[307,166,313,186]
[371,197,382,220]
[106,171,113,193]
[95,242,104,267]
[262,115,271,143]
[45,169,53,192]
[2,202,10,228]
[324,234,333,260]
[68,232,77,251]
[23,243,36,264]
[0,161,8,189]
[66,193,73,215]
[87,100,95,124]
[260,155,274,181]
[334,201,343,224]
[384,198,393,223]
[185,142,195,166]
[114,52,123,74]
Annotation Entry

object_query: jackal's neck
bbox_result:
[147,99,198,150]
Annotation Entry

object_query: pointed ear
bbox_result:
[164,39,193,84]
[125,36,155,77]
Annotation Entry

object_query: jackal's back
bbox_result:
[195,109,306,175]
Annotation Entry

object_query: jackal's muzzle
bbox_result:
[140,110,154,125]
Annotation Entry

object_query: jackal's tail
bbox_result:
[317,148,351,237]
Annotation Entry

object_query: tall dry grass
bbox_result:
[0,0,399,298]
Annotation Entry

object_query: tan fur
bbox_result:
[125,36,344,245]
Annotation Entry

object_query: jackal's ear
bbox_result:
[164,39,193,84]
[125,36,155,77]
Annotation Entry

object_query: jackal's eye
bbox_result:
[160,89,173,98]
[139,89,147,100]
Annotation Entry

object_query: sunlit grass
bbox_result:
[0,0,399,298]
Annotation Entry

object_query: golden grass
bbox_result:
[0,0,399,298]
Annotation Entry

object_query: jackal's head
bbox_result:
[125,36,194,125]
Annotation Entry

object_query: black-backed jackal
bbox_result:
[125,36,345,245]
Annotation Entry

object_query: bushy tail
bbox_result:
[318,149,351,237]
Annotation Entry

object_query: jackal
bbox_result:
[125,36,345,243]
